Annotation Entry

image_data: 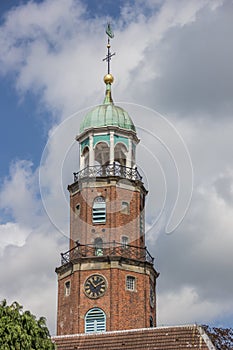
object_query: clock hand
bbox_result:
[93,281,104,288]
[88,279,96,288]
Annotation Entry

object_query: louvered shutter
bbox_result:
[92,197,106,223]
[85,308,106,333]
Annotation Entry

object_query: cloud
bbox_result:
[0,160,42,227]
[0,158,67,334]
[155,168,233,325]
[0,227,65,334]
[131,1,233,117]
[0,0,107,118]
[214,173,233,206]
[0,0,224,118]
[0,222,31,254]
[158,286,233,326]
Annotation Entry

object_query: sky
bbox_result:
[0,0,233,335]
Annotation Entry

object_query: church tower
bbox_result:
[56,26,159,335]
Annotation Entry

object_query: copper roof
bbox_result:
[53,325,216,350]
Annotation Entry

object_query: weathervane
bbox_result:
[102,23,115,74]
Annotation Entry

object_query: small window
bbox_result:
[126,276,136,291]
[150,316,154,327]
[121,236,129,249]
[121,201,129,214]
[75,204,80,216]
[85,308,106,333]
[92,197,106,224]
[65,281,71,296]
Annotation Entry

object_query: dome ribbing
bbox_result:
[79,77,135,133]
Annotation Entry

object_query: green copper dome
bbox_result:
[79,78,136,133]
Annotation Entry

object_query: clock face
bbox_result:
[84,274,107,299]
[150,284,155,307]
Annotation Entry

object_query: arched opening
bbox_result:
[121,235,129,249]
[114,143,127,167]
[94,237,103,256]
[82,146,89,169]
[85,308,106,333]
[94,142,110,166]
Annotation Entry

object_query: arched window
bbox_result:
[92,197,106,224]
[82,147,89,168]
[85,308,106,333]
[121,236,129,249]
[121,201,129,214]
[94,237,103,256]
[94,142,110,166]
[64,281,71,296]
[114,143,127,167]
[75,204,80,216]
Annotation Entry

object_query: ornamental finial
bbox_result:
[102,22,115,78]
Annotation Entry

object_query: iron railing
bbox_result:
[61,241,154,265]
[73,163,142,182]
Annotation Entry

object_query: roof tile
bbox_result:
[53,325,216,350]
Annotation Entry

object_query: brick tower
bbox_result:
[56,27,159,335]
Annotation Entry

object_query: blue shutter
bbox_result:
[85,308,106,333]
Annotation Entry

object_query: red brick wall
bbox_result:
[57,263,156,335]
[69,182,145,251]
[56,179,157,336]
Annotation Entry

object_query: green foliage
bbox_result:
[202,324,233,350]
[0,299,55,350]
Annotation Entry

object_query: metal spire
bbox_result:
[102,23,115,74]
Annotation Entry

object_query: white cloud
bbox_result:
[155,169,233,325]
[0,0,224,117]
[0,160,42,227]
[0,228,66,334]
[158,286,233,326]
[0,222,31,254]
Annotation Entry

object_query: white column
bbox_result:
[89,134,94,166]
[79,144,84,170]
[110,131,114,164]
[126,138,132,168]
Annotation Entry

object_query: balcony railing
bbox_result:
[73,163,142,182]
[61,241,154,265]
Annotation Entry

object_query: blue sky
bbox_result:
[0,0,233,335]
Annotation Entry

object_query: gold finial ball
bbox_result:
[104,74,114,84]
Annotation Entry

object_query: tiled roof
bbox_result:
[53,325,216,350]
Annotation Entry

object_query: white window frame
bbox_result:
[126,275,136,291]
[92,197,106,224]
